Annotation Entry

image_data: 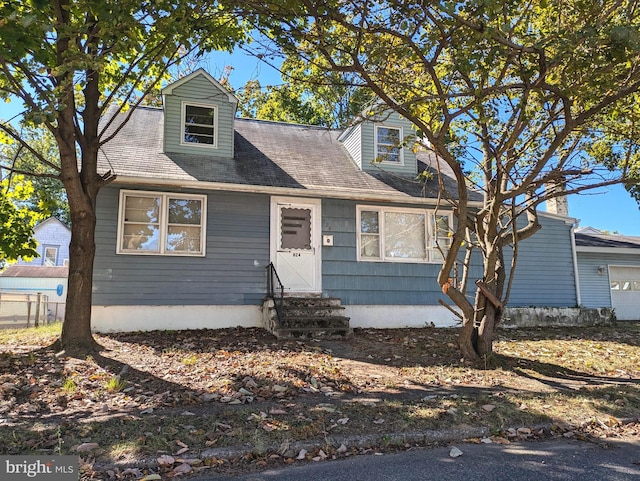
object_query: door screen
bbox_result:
[280,208,312,250]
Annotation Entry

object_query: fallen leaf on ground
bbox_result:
[77,443,99,452]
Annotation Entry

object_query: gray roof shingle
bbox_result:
[575,232,640,249]
[98,106,476,202]
[0,266,69,278]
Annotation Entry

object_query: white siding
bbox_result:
[340,124,363,168]
[17,218,70,267]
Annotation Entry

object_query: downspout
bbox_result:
[570,222,582,306]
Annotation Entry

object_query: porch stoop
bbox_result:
[263,296,352,339]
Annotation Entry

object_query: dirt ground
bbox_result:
[1,324,639,479]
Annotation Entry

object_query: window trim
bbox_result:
[117,189,207,257]
[180,101,218,149]
[356,205,452,263]
[374,124,404,165]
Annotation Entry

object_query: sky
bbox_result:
[2,47,640,236]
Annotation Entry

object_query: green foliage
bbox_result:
[62,377,77,394]
[235,55,374,128]
[0,0,247,350]
[104,376,127,393]
[0,175,43,266]
[242,0,640,359]
[0,127,70,224]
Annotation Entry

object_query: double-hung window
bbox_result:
[182,102,217,147]
[118,190,206,256]
[357,206,452,263]
[375,125,402,163]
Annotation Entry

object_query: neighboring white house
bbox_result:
[575,227,640,321]
[0,217,70,326]
[17,217,71,267]
[0,265,68,323]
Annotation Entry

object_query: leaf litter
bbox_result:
[0,324,638,479]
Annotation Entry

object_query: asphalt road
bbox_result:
[190,437,640,481]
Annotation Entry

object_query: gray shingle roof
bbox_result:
[575,232,640,249]
[98,106,475,202]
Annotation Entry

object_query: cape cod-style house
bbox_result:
[90,69,594,335]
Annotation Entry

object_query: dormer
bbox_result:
[162,69,238,157]
[339,109,419,175]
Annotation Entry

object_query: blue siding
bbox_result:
[321,198,479,305]
[322,200,576,308]
[95,189,578,310]
[506,216,577,307]
[577,252,640,308]
[93,186,270,306]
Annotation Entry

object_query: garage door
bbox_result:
[610,266,640,321]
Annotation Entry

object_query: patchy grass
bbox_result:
[0,321,62,346]
[0,323,638,479]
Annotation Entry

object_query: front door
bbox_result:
[271,197,321,293]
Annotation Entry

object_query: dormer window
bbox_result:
[182,102,218,147]
[375,125,403,163]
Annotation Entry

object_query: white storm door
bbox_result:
[271,198,321,293]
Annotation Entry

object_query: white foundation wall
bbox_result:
[91,304,460,333]
[344,305,460,329]
[91,305,263,332]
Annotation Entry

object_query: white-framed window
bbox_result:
[117,190,207,256]
[43,246,58,266]
[357,206,452,263]
[375,125,403,164]
[181,102,218,147]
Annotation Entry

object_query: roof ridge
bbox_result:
[235,116,341,131]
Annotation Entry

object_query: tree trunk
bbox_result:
[58,192,101,354]
[477,304,498,357]
[475,243,505,358]
[457,282,483,362]
[458,316,480,362]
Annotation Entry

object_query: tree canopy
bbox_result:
[0,127,70,224]
[0,175,42,267]
[0,0,245,352]
[235,54,374,127]
[241,0,640,360]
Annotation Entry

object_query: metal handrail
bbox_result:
[266,262,285,326]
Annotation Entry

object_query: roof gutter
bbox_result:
[570,222,582,306]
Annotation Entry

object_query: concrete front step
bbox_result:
[281,296,344,307]
[279,316,350,329]
[282,306,346,318]
[264,295,351,339]
[274,326,352,339]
